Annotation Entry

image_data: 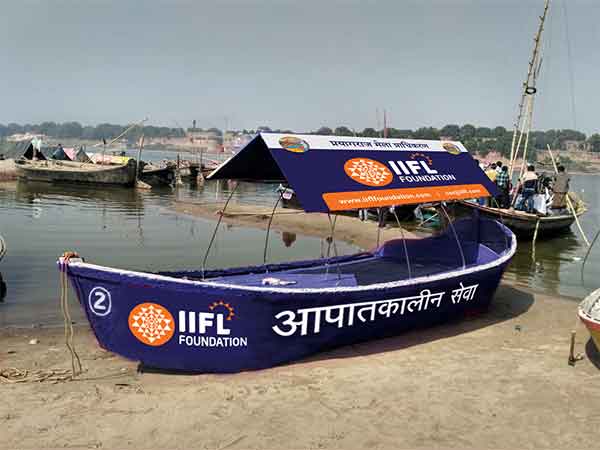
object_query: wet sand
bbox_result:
[174,200,420,250]
[2,201,600,449]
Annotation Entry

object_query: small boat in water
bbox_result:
[579,288,600,352]
[15,139,137,187]
[60,133,515,373]
[458,0,587,240]
[15,159,137,187]
[455,199,587,238]
[140,163,175,186]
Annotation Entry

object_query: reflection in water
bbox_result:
[3,173,600,327]
[0,179,357,327]
[282,231,297,247]
[505,231,580,294]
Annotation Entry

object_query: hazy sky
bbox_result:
[1,0,598,133]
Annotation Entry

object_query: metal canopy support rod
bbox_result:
[325,213,342,281]
[376,208,382,248]
[490,197,509,252]
[439,204,466,270]
[392,210,412,279]
[263,190,284,271]
[201,182,239,279]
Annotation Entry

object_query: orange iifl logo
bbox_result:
[128,302,175,346]
[344,158,393,187]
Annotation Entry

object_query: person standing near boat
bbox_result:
[485,163,497,183]
[551,165,570,210]
[495,165,510,208]
[496,161,504,175]
[518,165,538,213]
[484,163,497,206]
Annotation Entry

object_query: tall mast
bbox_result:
[509,0,550,177]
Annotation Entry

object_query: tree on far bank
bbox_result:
[315,127,333,135]
[361,128,378,137]
[440,124,460,138]
[334,126,354,136]
[459,124,476,140]
[413,127,440,140]
[588,134,600,152]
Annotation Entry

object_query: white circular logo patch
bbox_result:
[88,287,112,317]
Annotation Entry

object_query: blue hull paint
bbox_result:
[61,219,515,373]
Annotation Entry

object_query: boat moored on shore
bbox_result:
[60,133,516,373]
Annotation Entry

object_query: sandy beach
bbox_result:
[2,286,599,449]
[2,200,600,449]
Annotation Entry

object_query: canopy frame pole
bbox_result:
[325,213,342,281]
[201,182,239,279]
[392,210,412,279]
[376,208,382,248]
[263,190,284,272]
[490,197,509,252]
[439,203,466,270]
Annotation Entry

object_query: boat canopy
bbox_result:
[19,140,47,161]
[52,146,72,161]
[75,147,92,163]
[208,133,499,213]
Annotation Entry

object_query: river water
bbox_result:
[1,152,599,327]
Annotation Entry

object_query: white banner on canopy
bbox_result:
[260,133,468,154]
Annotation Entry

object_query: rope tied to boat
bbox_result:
[59,251,83,378]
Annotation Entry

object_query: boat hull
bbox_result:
[15,160,137,187]
[61,221,515,373]
[140,166,175,186]
[456,201,578,238]
[579,288,600,351]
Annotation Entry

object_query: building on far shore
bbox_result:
[7,133,47,143]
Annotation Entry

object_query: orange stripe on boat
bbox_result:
[322,184,490,211]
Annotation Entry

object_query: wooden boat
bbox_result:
[455,198,587,238]
[578,288,600,351]
[140,163,175,186]
[59,133,514,373]
[15,159,137,187]
[458,0,586,240]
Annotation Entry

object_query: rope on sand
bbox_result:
[0,367,73,384]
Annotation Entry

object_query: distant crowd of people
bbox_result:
[476,160,571,215]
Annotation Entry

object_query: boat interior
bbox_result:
[157,217,513,289]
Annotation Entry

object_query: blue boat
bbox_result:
[59,133,516,373]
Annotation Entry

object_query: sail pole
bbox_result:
[508,0,551,177]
